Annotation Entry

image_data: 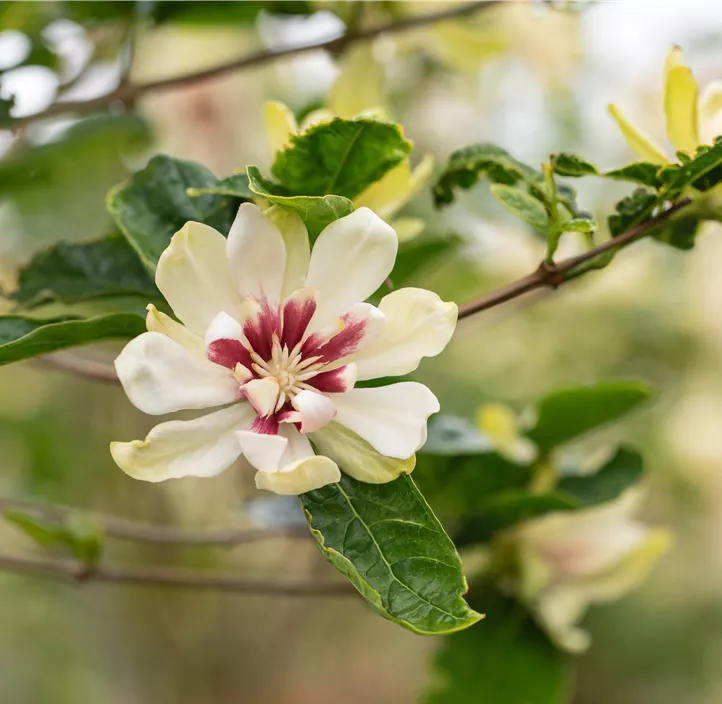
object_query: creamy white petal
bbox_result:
[310,421,415,484]
[329,382,440,459]
[290,390,336,434]
[305,208,398,330]
[255,456,340,495]
[346,288,457,380]
[235,429,288,472]
[155,221,237,335]
[264,206,310,298]
[110,404,253,482]
[115,332,240,415]
[226,203,286,304]
[205,311,244,345]
[242,377,280,417]
[145,304,206,357]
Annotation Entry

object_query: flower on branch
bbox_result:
[507,489,671,653]
[609,46,722,163]
[111,204,457,495]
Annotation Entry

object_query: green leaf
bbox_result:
[271,117,412,199]
[0,313,145,365]
[9,234,159,308]
[563,216,598,234]
[608,188,658,237]
[551,152,598,177]
[527,380,652,449]
[63,512,104,566]
[0,95,15,127]
[4,511,68,547]
[490,184,549,231]
[247,166,354,240]
[300,474,482,635]
[604,162,662,188]
[558,446,644,506]
[107,155,246,270]
[423,593,571,704]
[433,143,543,207]
[652,215,700,250]
[186,173,253,198]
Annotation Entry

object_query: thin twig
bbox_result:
[0,554,354,596]
[457,197,692,320]
[0,497,308,547]
[13,1,496,128]
[34,352,120,384]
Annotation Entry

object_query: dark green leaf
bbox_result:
[150,1,313,25]
[551,152,598,177]
[490,184,549,231]
[0,95,15,127]
[0,313,145,365]
[272,117,412,199]
[604,162,662,188]
[653,215,700,250]
[423,592,571,704]
[9,234,159,308]
[608,188,657,237]
[433,143,543,207]
[247,166,354,240]
[558,446,644,506]
[527,380,652,449]
[107,155,245,269]
[301,474,481,635]
[186,173,253,198]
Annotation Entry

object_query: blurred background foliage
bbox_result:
[1,1,722,703]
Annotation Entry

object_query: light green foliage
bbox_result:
[433,143,543,206]
[301,474,481,635]
[9,234,159,309]
[186,173,253,199]
[490,183,550,231]
[527,380,652,449]
[247,166,354,240]
[107,154,247,269]
[551,152,598,177]
[605,162,663,187]
[0,313,145,365]
[271,117,412,199]
[424,593,571,704]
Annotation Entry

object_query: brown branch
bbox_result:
[0,553,354,596]
[457,197,692,320]
[0,497,308,547]
[13,1,496,128]
[34,352,120,385]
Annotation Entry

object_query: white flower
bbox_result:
[509,490,671,653]
[111,204,457,495]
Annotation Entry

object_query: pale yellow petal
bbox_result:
[699,80,722,143]
[608,104,669,165]
[429,20,507,72]
[664,48,699,153]
[298,108,335,132]
[254,456,340,495]
[264,100,298,157]
[145,304,205,357]
[310,421,415,484]
[263,205,310,297]
[391,218,425,243]
[329,43,384,119]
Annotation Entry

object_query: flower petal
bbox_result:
[302,302,386,363]
[289,389,336,434]
[310,421,415,484]
[226,203,287,304]
[205,311,244,346]
[110,404,253,482]
[329,382,440,459]
[307,364,357,393]
[156,221,237,335]
[264,206,310,298]
[145,304,205,357]
[305,208,398,330]
[347,288,457,380]
[699,80,722,143]
[255,456,341,495]
[608,104,669,165]
[264,100,298,157]
[664,47,699,153]
[280,287,317,350]
[236,429,288,472]
[115,332,241,415]
[243,377,280,417]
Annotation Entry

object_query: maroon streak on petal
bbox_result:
[249,414,280,435]
[243,299,280,361]
[307,366,355,393]
[302,313,368,364]
[207,338,254,370]
[281,293,317,350]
